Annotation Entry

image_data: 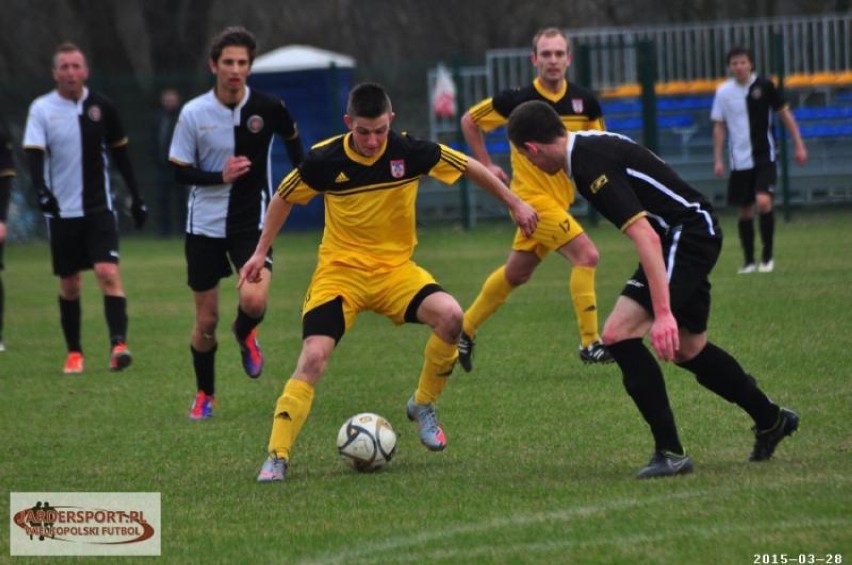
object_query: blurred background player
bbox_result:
[23,42,148,373]
[240,82,538,482]
[169,26,304,420]
[458,27,611,371]
[711,46,808,274]
[507,100,799,478]
[0,125,15,352]
[152,87,185,238]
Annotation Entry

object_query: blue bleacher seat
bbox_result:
[793,106,852,120]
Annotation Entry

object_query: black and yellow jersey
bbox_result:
[277,130,467,270]
[468,77,604,207]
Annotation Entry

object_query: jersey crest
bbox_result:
[390,159,405,178]
[247,114,264,133]
[571,98,585,113]
[87,105,102,122]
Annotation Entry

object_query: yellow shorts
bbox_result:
[511,201,586,260]
[303,260,438,332]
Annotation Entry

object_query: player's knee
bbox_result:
[434,304,463,342]
[195,313,218,336]
[504,266,532,286]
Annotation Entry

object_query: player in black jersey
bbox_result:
[507,100,799,479]
[0,126,15,352]
[23,43,147,374]
[169,27,304,420]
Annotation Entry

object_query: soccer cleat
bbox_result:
[458,331,475,372]
[758,260,775,273]
[0,341,5,352]
[579,340,614,364]
[635,450,694,479]
[257,456,288,482]
[234,325,263,378]
[406,395,447,451]
[750,407,799,462]
[63,352,84,374]
[737,263,757,274]
[109,343,132,371]
[189,391,215,420]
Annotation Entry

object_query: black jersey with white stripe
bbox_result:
[567,131,719,239]
[23,88,126,218]
[169,87,300,238]
[710,74,786,170]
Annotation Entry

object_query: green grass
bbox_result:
[1,207,851,564]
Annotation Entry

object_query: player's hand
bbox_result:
[36,187,60,215]
[795,145,808,166]
[223,156,252,184]
[649,312,679,362]
[713,160,725,177]
[487,163,510,185]
[510,199,538,239]
[131,197,148,229]
[237,254,265,288]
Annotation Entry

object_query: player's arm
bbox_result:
[623,217,678,361]
[24,148,60,215]
[776,107,808,166]
[461,107,509,184]
[238,193,294,287]
[171,158,251,186]
[712,121,727,177]
[275,102,305,168]
[464,157,537,237]
[0,176,11,240]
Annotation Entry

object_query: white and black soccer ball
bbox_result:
[336,412,397,472]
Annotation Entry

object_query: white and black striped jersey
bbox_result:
[566,131,719,239]
[169,87,300,238]
[23,88,126,218]
[710,74,786,170]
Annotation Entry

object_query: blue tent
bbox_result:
[249,45,355,230]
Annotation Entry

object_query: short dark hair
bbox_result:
[209,26,257,64]
[507,100,566,147]
[726,45,753,66]
[346,82,392,118]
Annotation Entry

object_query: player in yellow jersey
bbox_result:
[239,82,538,482]
[459,27,612,370]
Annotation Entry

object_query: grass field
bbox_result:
[1,207,851,564]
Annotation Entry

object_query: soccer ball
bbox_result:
[336,412,397,472]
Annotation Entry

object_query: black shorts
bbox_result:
[47,211,120,277]
[185,232,272,292]
[727,162,777,206]
[621,231,722,334]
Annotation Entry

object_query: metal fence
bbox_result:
[429,13,852,141]
[423,13,852,223]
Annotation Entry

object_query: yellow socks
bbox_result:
[570,265,600,347]
[414,334,456,405]
[267,378,315,461]
[463,266,514,336]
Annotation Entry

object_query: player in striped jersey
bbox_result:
[23,43,147,374]
[241,83,538,482]
[459,27,611,372]
[169,27,305,420]
[711,46,808,274]
[508,100,799,478]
